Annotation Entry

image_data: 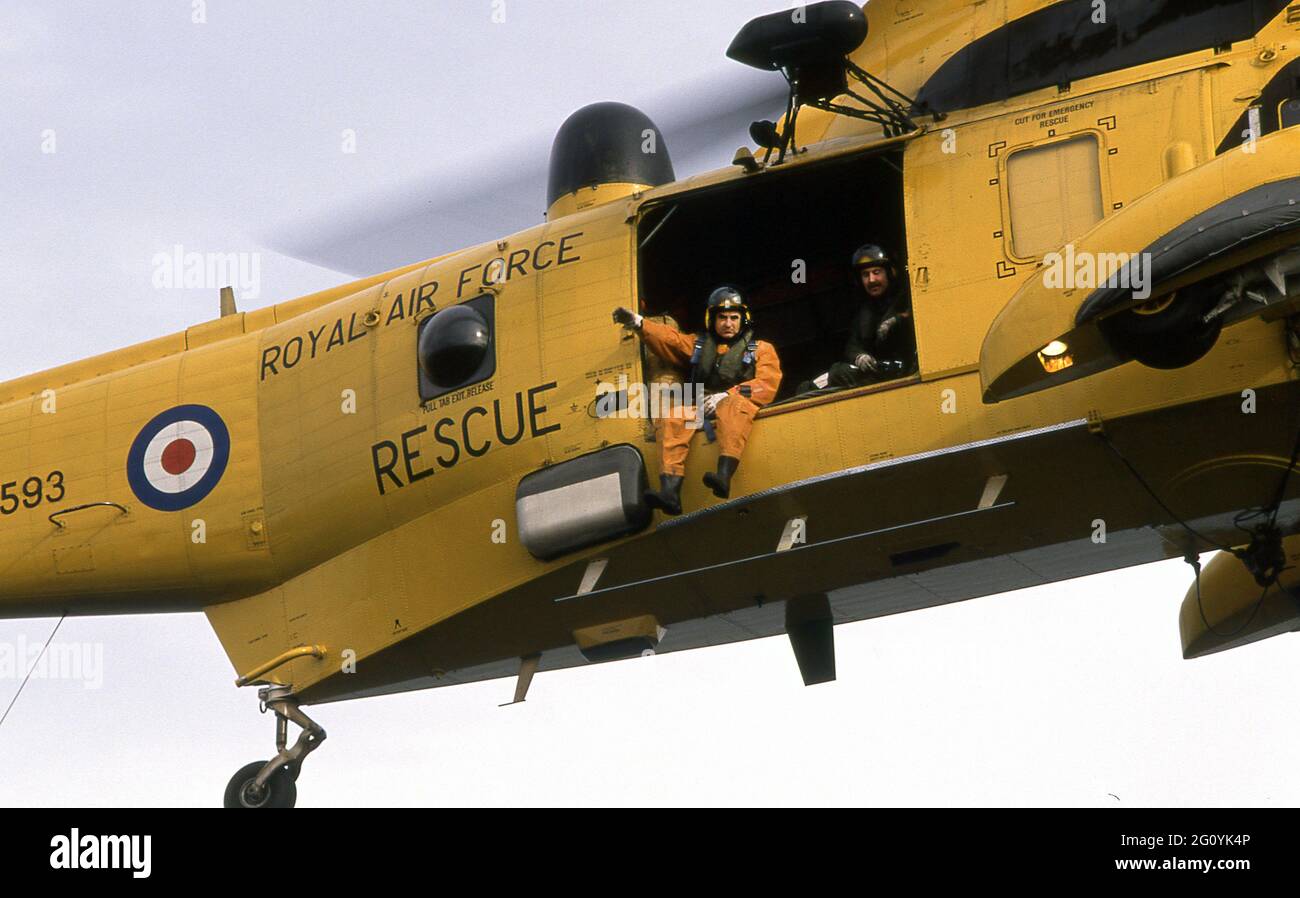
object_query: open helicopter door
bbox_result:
[634,133,920,409]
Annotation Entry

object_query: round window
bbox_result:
[418,305,491,388]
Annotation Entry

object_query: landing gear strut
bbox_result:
[223,685,326,809]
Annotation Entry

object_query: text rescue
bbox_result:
[370,382,561,495]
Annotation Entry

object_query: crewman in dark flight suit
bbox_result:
[799,244,917,393]
[613,286,782,515]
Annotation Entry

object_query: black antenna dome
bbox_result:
[547,102,675,209]
[726,1,868,72]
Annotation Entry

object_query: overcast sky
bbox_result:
[1,1,1298,808]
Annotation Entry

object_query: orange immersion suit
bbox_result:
[639,318,782,477]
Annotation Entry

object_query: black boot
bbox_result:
[644,474,684,516]
[703,456,740,499]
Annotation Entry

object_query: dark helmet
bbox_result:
[705,285,751,331]
[851,244,896,276]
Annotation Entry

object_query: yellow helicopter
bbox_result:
[2,0,1300,807]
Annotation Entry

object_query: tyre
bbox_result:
[223,760,298,808]
[1098,284,1223,370]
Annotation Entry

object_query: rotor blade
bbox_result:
[255,67,787,276]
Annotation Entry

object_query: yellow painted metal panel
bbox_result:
[981,127,1300,400]
[1006,135,1104,258]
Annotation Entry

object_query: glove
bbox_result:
[853,353,879,372]
[612,307,642,328]
[876,316,897,341]
[701,392,729,417]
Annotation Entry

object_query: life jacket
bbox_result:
[690,328,758,392]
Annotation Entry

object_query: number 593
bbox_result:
[0,471,65,515]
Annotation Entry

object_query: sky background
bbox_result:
[1,0,1298,808]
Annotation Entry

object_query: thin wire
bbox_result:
[1097,431,1234,553]
[0,614,66,732]
[1184,392,1300,637]
[1190,555,1273,640]
[1266,406,1300,529]
[1230,403,1300,540]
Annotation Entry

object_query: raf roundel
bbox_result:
[127,405,231,512]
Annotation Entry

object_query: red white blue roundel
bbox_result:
[127,405,231,511]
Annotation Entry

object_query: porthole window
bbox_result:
[417,293,496,402]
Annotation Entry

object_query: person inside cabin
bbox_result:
[613,286,782,515]
[797,244,917,394]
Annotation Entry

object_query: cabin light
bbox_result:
[1038,349,1074,374]
[1041,340,1069,357]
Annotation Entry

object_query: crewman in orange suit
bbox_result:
[613,286,782,514]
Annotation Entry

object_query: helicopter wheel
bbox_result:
[223,686,325,808]
[1098,284,1223,370]
[224,760,298,808]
